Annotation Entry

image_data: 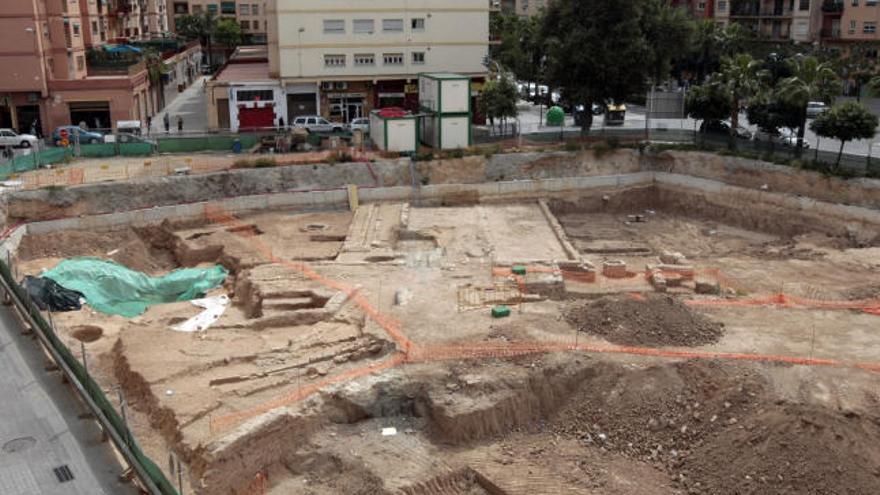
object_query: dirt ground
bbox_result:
[13,190,880,495]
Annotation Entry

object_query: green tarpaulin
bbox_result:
[44,257,227,317]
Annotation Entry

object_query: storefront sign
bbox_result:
[378,92,405,98]
[404,84,418,94]
[328,93,366,98]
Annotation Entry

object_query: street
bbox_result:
[149,76,210,135]
[513,97,880,157]
[0,306,135,495]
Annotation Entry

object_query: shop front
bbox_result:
[373,80,419,113]
[320,81,371,124]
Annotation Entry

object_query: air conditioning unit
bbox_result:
[321,81,333,90]
[335,82,348,90]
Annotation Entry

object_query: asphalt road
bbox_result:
[0,306,136,495]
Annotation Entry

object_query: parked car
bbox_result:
[806,101,827,118]
[0,128,39,148]
[292,115,344,133]
[753,128,810,148]
[52,126,104,145]
[699,120,752,139]
[116,133,157,146]
[347,118,370,133]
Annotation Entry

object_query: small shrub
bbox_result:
[446,148,465,159]
[253,157,276,168]
[592,141,612,158]
[420,175,430,186]
[413,151,434,162]
[607,137,620,149]
[232,158,253,168]
[563,141,582,152]
[42,184,65,193]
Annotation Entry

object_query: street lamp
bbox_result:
[297,27,305,78]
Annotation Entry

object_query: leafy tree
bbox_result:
[176,13,219,67]
[542,0,650,133]
[142,48,169,109]
[479,76,519,134]
[746,95,801,136]
[777,56,841,153]
[641,1,695,85]
[215,18,244,48]
[810,102,878,169]
[492,14,545,98]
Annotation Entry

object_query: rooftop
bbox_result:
[214,62,272,83]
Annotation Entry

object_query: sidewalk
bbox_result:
[150,76,209,135]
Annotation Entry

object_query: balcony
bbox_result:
[821,1,844,14]
[730,1,793,17]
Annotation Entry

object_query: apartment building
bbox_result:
[715,0,795,39]
[667,0,716,19]
[261,0,489,127]
[840,0,880,41]
[500,0,550,17]
[169,1,269,43]
[0,0,155,135]
[114,0,169,39]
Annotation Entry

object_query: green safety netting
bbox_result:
[44,257,227,317]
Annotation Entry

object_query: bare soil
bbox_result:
[565,295,725,347]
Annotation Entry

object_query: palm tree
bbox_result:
[142,48,168,110]
[716,53,763,148]
[777,55,840,153]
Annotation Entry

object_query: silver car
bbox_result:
[806,101,827,118]
[0,128,39,148]
[347,117,370,133]
[292,115,344,133]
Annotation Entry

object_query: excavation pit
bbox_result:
[9,159,880,495]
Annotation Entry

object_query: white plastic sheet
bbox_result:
[172,294,229,332]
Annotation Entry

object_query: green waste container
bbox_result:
[491,305,511,318]
[546,106,565,126]
[511,265,527,275]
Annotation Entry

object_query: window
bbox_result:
[192,5,203,14]
[354,53,375,66]
[383,53,404,65]
[799,0,810,9]
[865,21,877,34]
[412,52,425,64]
[252,4,258,15]
[92,21,98,33]
[206,4,217,15]
[324,54,346,67]
[221,2,236,14]
[717,0,727,11]
[73,23,80,36]
[382,19,404,32]
[353,19,374,33]
[698,1,706,10]
[240,20,249,29]
[850,20,857,33]
[239,4,249,15]
[76,55,84,71]
[173,2,188,14]
[236,89,273,101]
[852,0,859,5]
[868,0,879,5]
[411,18,425,31]
[323,19,345,34]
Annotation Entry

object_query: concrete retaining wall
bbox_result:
[645,150,880,210]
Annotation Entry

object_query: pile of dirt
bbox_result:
[18,228,176,274]
[550,361,766,469]
[565,295,724,347]
[680,405,880,495]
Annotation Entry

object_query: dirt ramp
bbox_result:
[682,405,880,495]
[565,295,724,347]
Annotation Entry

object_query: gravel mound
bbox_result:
[565,294,723,347]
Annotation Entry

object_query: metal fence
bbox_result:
[0,255,178,495]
